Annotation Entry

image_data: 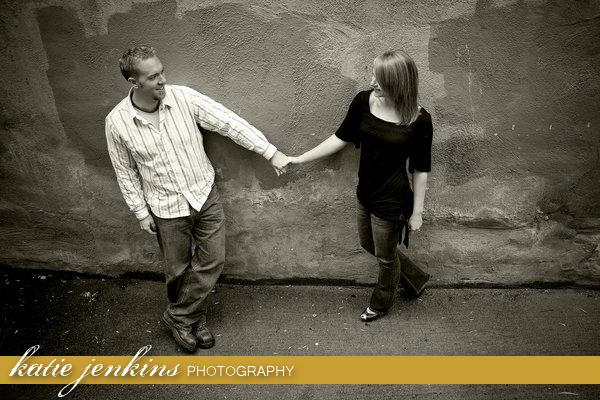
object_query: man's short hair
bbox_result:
[119,46,157,80]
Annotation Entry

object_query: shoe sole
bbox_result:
[197,340,215,349]
[161,314,196,352]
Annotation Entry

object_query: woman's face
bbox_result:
[370,68,385,98]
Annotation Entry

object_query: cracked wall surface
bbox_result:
[0,0,599,285]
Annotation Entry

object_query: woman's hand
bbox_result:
[408,213,422,232]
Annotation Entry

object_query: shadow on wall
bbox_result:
[428,0,600,217]
[37,0,356,188]
[37,0,600,216]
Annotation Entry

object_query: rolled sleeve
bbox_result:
[105,119,149,220]
[184,87,277,159]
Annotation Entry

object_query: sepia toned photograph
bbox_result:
[1,0,598,398]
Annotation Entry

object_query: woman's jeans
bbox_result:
[152,184,225,328]
[357,201,403,312]
[357,201,430,312]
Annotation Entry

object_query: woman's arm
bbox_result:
[408,169,428,231]
[289,134,348,164]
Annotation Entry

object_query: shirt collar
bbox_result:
[127,86,172,122]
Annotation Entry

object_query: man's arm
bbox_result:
[184,87,287,173]
[105,120,156,234]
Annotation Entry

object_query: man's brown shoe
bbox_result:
[194,324,215,349]
[161,312,197,352]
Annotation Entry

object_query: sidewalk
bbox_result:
[1,268,599,399]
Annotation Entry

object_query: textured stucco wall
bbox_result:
[0,0,599,286]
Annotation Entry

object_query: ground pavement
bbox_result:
[1,268,598,399]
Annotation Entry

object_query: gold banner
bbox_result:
[1,347,599,389]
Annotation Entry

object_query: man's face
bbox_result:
[132,56,166,101]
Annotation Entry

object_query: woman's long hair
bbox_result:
[373,50,419,125]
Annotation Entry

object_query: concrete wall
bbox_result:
[1,0,599,286]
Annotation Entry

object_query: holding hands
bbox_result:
[271,133,347,176]
[269,151,303,176]
[269,151,290,176]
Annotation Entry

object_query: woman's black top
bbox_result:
[335,90,433,220]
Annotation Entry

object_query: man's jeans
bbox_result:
[357,201,430,313]
[152,184,225,327]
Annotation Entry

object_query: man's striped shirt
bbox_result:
[105,85,277,220]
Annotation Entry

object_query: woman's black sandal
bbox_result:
[360,307,385,322]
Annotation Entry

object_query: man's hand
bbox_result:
[270,151,290,176]
[139,215,157,235]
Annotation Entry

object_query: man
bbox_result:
[105,46,287,352]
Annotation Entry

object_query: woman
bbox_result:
[286,50,433,322]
